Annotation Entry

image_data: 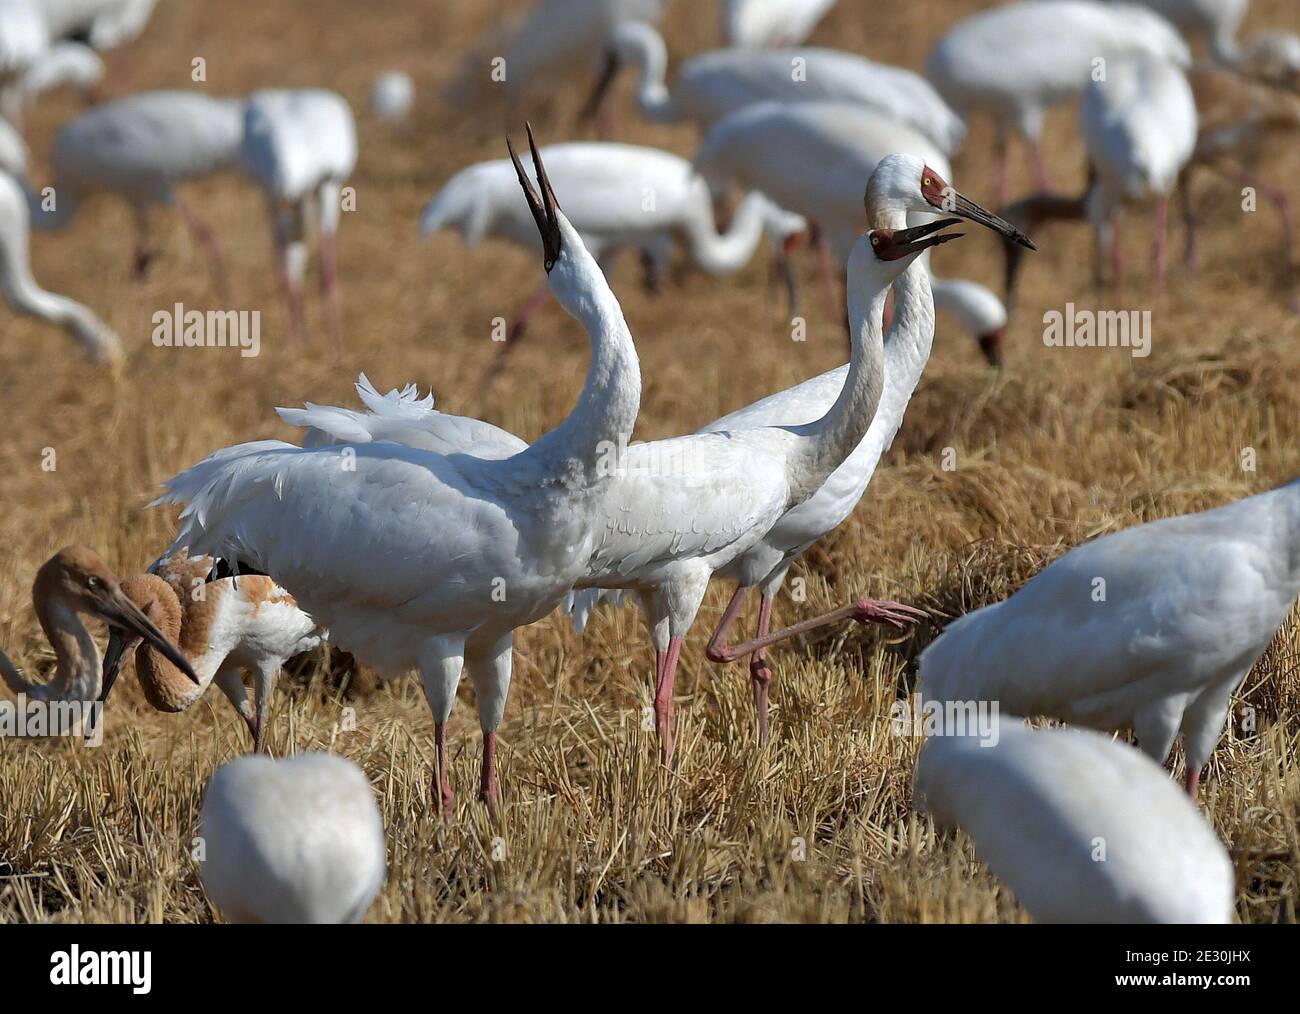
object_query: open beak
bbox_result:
[97,588,200,686]
[581,50,620,122]
[507,122,562,270]
[99,628,133,706]
[884,217,965,260]
[940,189,1037,251]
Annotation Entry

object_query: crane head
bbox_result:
[919,163,1037,252]
[507,122,562,272]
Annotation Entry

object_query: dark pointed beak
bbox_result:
[97,588,200,686]
[508,122,562,271]
[885,217,965,259]
[99,627,133,705]
[937,189,1037,251]
[581,50,620,122]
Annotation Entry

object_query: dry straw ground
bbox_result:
[2,0,1299,923]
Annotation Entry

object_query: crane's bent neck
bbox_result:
[7,591,103,703]
[623,25,677,122]
[785,249,890,502]
[683,190,768,274]
[132,575,214,712]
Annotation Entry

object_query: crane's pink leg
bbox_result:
[654,637,683,765]
[705,585,749,663]
[713,595,928,662]
[1179,173,1197,271]
[750,594,775,745]
[1109,212,1124,290]
[1185,766,1200,799]
[504,282,551,352]
[1152,195,1169,294]
[274,233,306,343]
[433,721,454,822]
[479,731,499,816]
[177,198,229,299]
[320,228,343,350]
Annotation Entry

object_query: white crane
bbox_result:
[931,277,1008,365]
[151,128,643,818]
[1104,0,1300,85]
[32,89,243,293]
[693,101,1023,354]
[0,546,198,705]
[914,722,1234,923]
[420,141,806,346]
[239,88,357,346]
[199,752,386,924]
[95,549,324,752]
[1080,54,1198,288]
[589,21,964,155]
[2,40,101,124]
[445,0,665,114]
[919,478,1300,798]
[722,0,837,49]
[560,211,960,762]
[0,165,120,362]
[1000,64,1300,313]
[572,156,1033,744]
[369,70,413,122]
[926,1,1190,202]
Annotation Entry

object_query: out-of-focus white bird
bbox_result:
[369,70,413,122]
[96,549,324,752]
[2,39,101,123]
[420,141,806,346]
[152,130,644,818]
[0,546,198,705]
[1105,0,1300,86]
[927,1,1190,201]
[914,722,1235,923]
[693,101,1021,354]
[38,0,157,51]
[1079,54,1198,288]
[591,21,964,155]
[930,278,1008,364]
[446,0,665,112]
[722,0,837,49]
[0,165,120,362]
[919,479,1300,798]
[239,88,357,345]
[199,753,386,924]
[573,157,1033,744]
[33,90,243,293]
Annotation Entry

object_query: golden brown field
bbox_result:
[2,0,1298,923]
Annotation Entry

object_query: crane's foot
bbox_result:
[851,597,929,629]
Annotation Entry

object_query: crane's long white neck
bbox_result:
[784,245,890,502]
[848,255,936,485]
[0,207,113,358]
[681,190,769,275]
[620,24,677,123]
[516,215,641,486]
[0,596,100,703]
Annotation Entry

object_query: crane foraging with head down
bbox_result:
[914,722,1235,923]
[919,478,1300,798]
[239,88,357,346]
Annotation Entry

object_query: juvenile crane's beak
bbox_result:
[95,586,200,687]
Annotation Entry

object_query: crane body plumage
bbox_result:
[914,722,1234,923]
[154,136,643,813]
[722,0,837,49]
[920,479,1300,794]
[606,21,964,154]
[200,752,386,924]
